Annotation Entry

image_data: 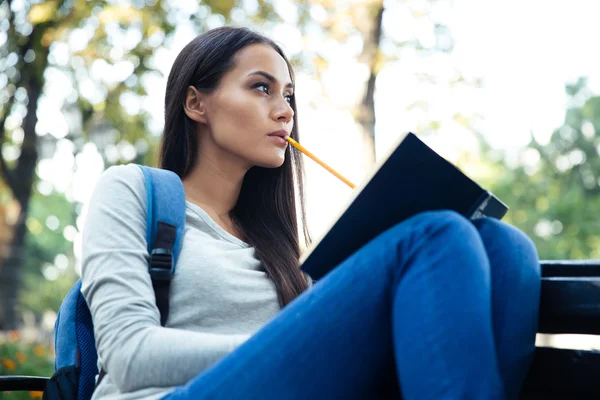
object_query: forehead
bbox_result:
[228,43,292,84]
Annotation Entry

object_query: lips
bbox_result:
[267,129,289,139]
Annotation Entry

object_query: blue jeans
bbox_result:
[163,211,541,400]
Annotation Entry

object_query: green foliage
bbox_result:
[0,331,53,399]
[25,189,75,265]
[481,78,600,260]
[18,187,77,318]
[19,273,77,320]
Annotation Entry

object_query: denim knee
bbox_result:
[472,217,541,285]
[402,210,480,241]
[380,210,484,272]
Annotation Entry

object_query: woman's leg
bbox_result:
[472,218,541,399]
[163,211,507,400]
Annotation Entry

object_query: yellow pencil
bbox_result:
[285,136,356,189]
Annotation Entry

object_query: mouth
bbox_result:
[268,136,288,146]
[267,129,289,139]
[267,130,289,147]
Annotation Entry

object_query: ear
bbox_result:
[183,86,208,124]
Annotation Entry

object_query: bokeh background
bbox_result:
[1,0,600,394]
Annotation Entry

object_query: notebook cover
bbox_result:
[300,132,508,280]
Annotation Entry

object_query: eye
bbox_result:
[252,82,294,104]
[252,82,270,94]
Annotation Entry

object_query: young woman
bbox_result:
[81,26,541,400]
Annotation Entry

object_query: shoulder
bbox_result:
[85,163,148,222]
[95,163,145,194]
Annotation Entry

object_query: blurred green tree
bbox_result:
[478,78,600,259]
[0,0,178,330]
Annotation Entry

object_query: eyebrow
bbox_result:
[247,71,294,90]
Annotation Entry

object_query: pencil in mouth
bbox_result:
[284,136,355,189]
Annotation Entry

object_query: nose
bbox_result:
[272,97,294,124]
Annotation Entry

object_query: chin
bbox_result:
[253,152,286,169]
[245,145,287,168]
[259,157,286,169]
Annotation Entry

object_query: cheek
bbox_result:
[208,97,270,160]
[211,94,263,139]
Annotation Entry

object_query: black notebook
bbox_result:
[300,132,508,281]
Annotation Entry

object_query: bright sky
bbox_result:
[20,0,600,276]
[375,0,600,156]
[448,0,600,149]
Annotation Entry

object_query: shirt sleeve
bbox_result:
[80,164,250,393]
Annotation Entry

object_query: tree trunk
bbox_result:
[0,21,47,330]
[0,78,41,329]
[355,0,384,168]
[0,209,29,329]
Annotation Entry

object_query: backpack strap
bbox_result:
[137,165,186,326]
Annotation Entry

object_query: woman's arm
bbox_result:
[80,165,249,393]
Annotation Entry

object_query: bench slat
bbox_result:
[521,347,600,399]
[0,376,48,392]
[538,277,600,334]
[541,260,600,277]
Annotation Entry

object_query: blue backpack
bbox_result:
[43,165,186,400]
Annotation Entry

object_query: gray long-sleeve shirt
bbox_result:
[81,164,283,399]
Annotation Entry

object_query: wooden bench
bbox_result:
[520,260,600,399]
[2,260,599,398]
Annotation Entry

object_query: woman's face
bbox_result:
[190,43,295,170]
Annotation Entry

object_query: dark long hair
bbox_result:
[159,26,311,307]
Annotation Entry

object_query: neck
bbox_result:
[183,128,250,218]
[183,156,246,218]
